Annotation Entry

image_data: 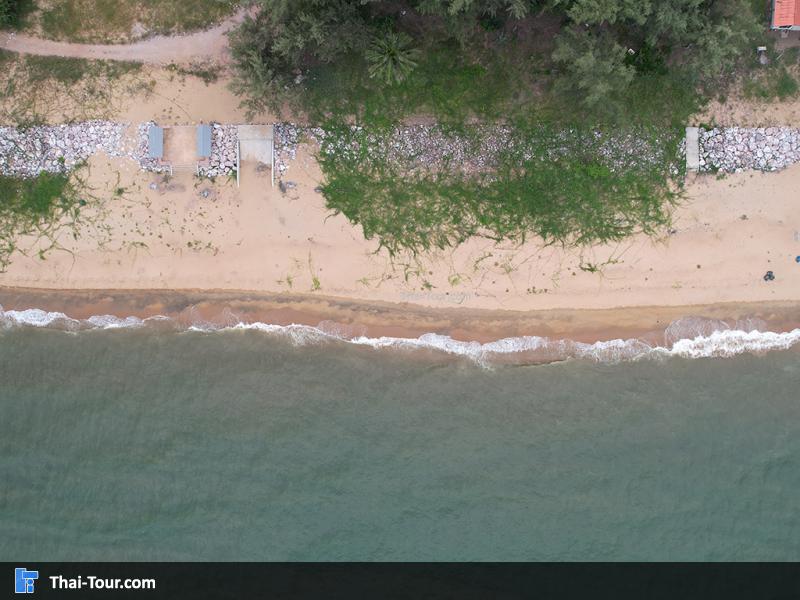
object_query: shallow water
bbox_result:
[1,326,799,560]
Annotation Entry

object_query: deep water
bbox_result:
[1,327,799,560]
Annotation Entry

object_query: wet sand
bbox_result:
[2,287,799,347]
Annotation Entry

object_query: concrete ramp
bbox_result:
[685,126,700,172]
[237,124,274,187]
[237,125,274,163]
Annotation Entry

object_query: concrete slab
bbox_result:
[237,124,274,164]
[147,126,163,159]
[197,124,212,158]
[685,126,700,172]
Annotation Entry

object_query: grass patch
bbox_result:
[168,62,222,84]
[318,122,681,255]
[743,66,800,100]
[0,47,14,66]
[0,52,145,123]
[25,55,92,85]
[741,48,800,101]
[0,172,72,217]
[25,55,142,85]
[0,171,85,270]
[777,69,799,99]
[35,0,238,43]
[303,42,525,126]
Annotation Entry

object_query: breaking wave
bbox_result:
[1,305,798,366]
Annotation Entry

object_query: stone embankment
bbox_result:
[0,121,128,177]
[699,127,800,172]
[0,121,264,179]
[3,121,800,180]
[133,122,240,177]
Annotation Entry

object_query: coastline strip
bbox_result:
[2,287,799,365]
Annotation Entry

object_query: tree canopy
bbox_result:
[230,0,760,119]
[227,0,765,255]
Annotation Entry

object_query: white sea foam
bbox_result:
[0,307,79,329]
[670,328,800,358]
[1,304,798,365]
[225,321,800,365]
[85,315,145,329]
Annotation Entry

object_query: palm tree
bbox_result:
[365,32,420,86]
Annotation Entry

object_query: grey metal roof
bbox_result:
[197,124,212,158]
[147,125,164,159]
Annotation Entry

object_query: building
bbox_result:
[771,0,800,30]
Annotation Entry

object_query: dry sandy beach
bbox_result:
[1,66,800,343]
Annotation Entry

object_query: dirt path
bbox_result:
[0,8,249,65]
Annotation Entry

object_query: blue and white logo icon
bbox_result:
[15,568,38,594]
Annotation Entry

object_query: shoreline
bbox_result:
[3,286,799,346]
[0,52,799,349]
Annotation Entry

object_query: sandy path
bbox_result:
[0,8,249,64]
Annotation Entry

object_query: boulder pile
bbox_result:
[135,122,169,173]
[0,121,126,177]
[198,124,238,178]
[274,123,304,178]
[699,127,800,172]
[309,124,674,175]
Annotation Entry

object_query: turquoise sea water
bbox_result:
[1,325,799,561]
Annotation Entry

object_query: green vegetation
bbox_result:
[319,123,680,255]
[25,55,141,85]
[231,0,759,120]
[751,67,800,101]
[0,52,144,124]
[22,0,237,42]
[0,171,84,270]
[365,32,421,86]
[227,1,765,255]
[167,63,223,85]
[300,44,521,125]
[0,0,34,28]
[742,49,800,101]
[0,47,13,66]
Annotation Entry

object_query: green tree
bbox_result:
[229,1,376,115]
[551,28,635,115]
[365,32,420,85]
[560,0,759,68]
[415,0,535,19]
[0,0,26,27]
[550,0,759,112]
[229,0,761,120]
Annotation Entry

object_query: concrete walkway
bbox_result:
[0,8,249,65]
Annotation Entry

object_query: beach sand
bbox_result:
[1,66,799,340]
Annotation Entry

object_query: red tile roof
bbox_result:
[773,0,800,27]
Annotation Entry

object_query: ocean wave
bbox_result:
[1,304,798,365]
[0,307,79,329]
[0,307,167,332]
